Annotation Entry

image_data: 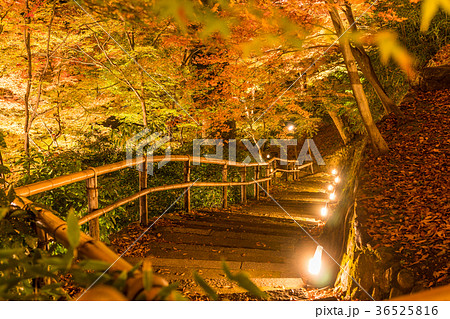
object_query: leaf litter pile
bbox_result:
[359,88,449,289]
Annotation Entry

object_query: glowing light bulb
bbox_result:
[308,245,323,275]
[287,124,295,131]
[321,206,328,217]
[329,192,336,200]
[334,176,340,184]
[266,154,270,159]
[327,184,334,191]
[331,169,338,175]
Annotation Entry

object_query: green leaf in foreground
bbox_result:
[66,207,80,249]
[142,259,153,291]
[193,271,219,301]
[156,282,179,300]
[221,260,268,300]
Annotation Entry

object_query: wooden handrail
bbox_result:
[14,152,314,240]
[14,155,272,197]
[10,150,316,299]
[77,178,273,226]
[12,196,169,300]
[15,156,310,198]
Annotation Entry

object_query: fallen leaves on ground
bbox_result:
[110,218,175,257]
[359,88,449,289]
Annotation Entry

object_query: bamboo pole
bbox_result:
[240,167,247,204]
[15,197,134,272]
[184,160,191,213]
[78,179,272,226]
[222,164,228,209]
[139,157,148,226]
[86,175,99,241]
[255,166,260,200]
[36,226,48,250]
[273,161,277,184]
[13,196,169,300]
[16,153,312,231]
[266,165,270,195]
[308,140,314,174]
[15,155,269,198]
[266,162,311,175]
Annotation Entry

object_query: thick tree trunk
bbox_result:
[23,0,32,157]
[343,3,403,118]
[328,110,350,145]
[327,4,389,154]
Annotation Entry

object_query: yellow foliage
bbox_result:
[375,31,416,79]
[420,0,450,31]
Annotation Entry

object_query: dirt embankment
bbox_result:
[335,85,449,300]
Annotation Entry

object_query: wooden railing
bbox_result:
[11,154,313,299]
[15,155,313,241]
[12,196,169,300]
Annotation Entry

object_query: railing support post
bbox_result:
[273,161,277,184]
[240,167,247,204]
[285,162,288,181]
[139,157,149,226]
[255,166,260,200]
[222,164,228,209]
[266,165,270,196]
[36,226,48,251]
[86,175,99,240]
[308,140,314,174]
[184,160,191,213]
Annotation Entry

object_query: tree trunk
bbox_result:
[327,4,389,154]
[343,3,404,118]
[328,110,350,145]
[23,0,32,158]
[140,96,148,128]
[0,151,5,188]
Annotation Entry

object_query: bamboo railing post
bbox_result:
[35,223,48,251]
[284,162,288,181]
[240,167,247,204]
[222,164,228,209]
[255,166,260,200]
[273,161,277,184]
[308,140,314,174]
[139,157,149,226]
[184,160,191,213]
[86,175,99,241]
[266,165,270,195]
